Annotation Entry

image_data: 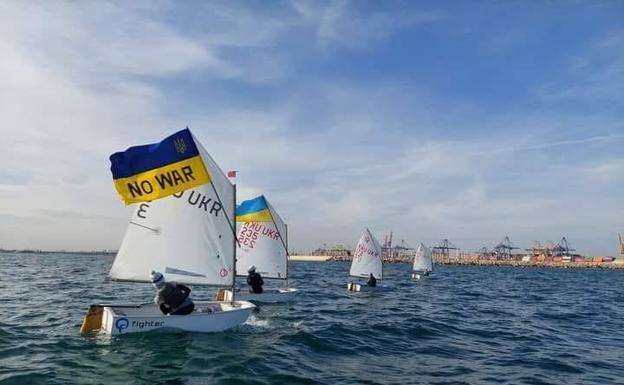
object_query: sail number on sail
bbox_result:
[354,242,377,261]
[239,222,281,249]
[135,190,223,220]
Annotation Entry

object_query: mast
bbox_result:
[231,184,237,305]
[285,223,289,287]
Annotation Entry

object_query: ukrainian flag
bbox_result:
[236,196,273,222]
[110,128,210,204]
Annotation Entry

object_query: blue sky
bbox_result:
[0,1,622,255]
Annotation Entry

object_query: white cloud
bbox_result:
[534,29,624,103]
[0,2,621,257]
[582,159,624,183]
[293,0,444,50]
[0,2,231,80]
[224,91,623,255]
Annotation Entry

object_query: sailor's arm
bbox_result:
[178,284,191,296]
[160,303,172,314]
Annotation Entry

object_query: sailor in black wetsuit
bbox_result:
[151,271,195,315]
[367,273,377,287]
[246,265,264,294]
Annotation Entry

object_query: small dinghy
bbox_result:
[83,301,255,335]
[80,129,255,335]
[220,195,299,303]
[347,228,386,292]
[412,243,433,280]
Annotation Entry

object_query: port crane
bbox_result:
[432,239,459,259]
[493,236,519,260]
[554,237,575,257]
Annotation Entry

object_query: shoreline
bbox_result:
[3,252,623,269]
[434,259,624,269]
[291,255,624,269]
[289,255,334,262]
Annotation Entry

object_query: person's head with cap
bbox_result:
[248,265,256,273]
[150,270,166,289]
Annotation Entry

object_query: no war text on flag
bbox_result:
[109,129,211,205]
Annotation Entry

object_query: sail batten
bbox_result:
[109,130,236,287]
[109,278,229,287]
[349,228,383,279]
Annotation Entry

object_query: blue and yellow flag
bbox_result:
[110,128,210,205]
[236,195,273,222]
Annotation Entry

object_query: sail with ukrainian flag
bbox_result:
[110,128,210,205]
[108,128,236,286]
[236,195,273,222]
[236,195,288,279]
[79,128,256,336]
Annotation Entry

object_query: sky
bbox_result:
[0,0,622,256]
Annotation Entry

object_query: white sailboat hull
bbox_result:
[347,282,389,292]
[412,271,431,280]
[101,301,255,335]
[222,288,299,303]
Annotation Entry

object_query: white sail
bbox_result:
[109,137,236,286]
[236,197,288,279]
[412,243,433,272]
[349,228,382,279]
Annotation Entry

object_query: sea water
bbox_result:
[0,253,623,384]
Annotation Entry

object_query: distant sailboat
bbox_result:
[80,128,254,335]
[218,195,299,303]
[347,228,384,292]
[412,243,433,280]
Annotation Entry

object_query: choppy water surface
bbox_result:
[0,253,623,384]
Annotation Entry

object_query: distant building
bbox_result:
[310,245,351,258]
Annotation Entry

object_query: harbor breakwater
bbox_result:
[292,255,624,269]
[433,259,624,269]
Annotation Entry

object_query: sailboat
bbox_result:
[412,243,433,280]
[80,128,255,335]
[218,195,298,303]
[347,228,384,292]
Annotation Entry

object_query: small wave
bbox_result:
[244,315,270,328]
[2,255,623,384]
